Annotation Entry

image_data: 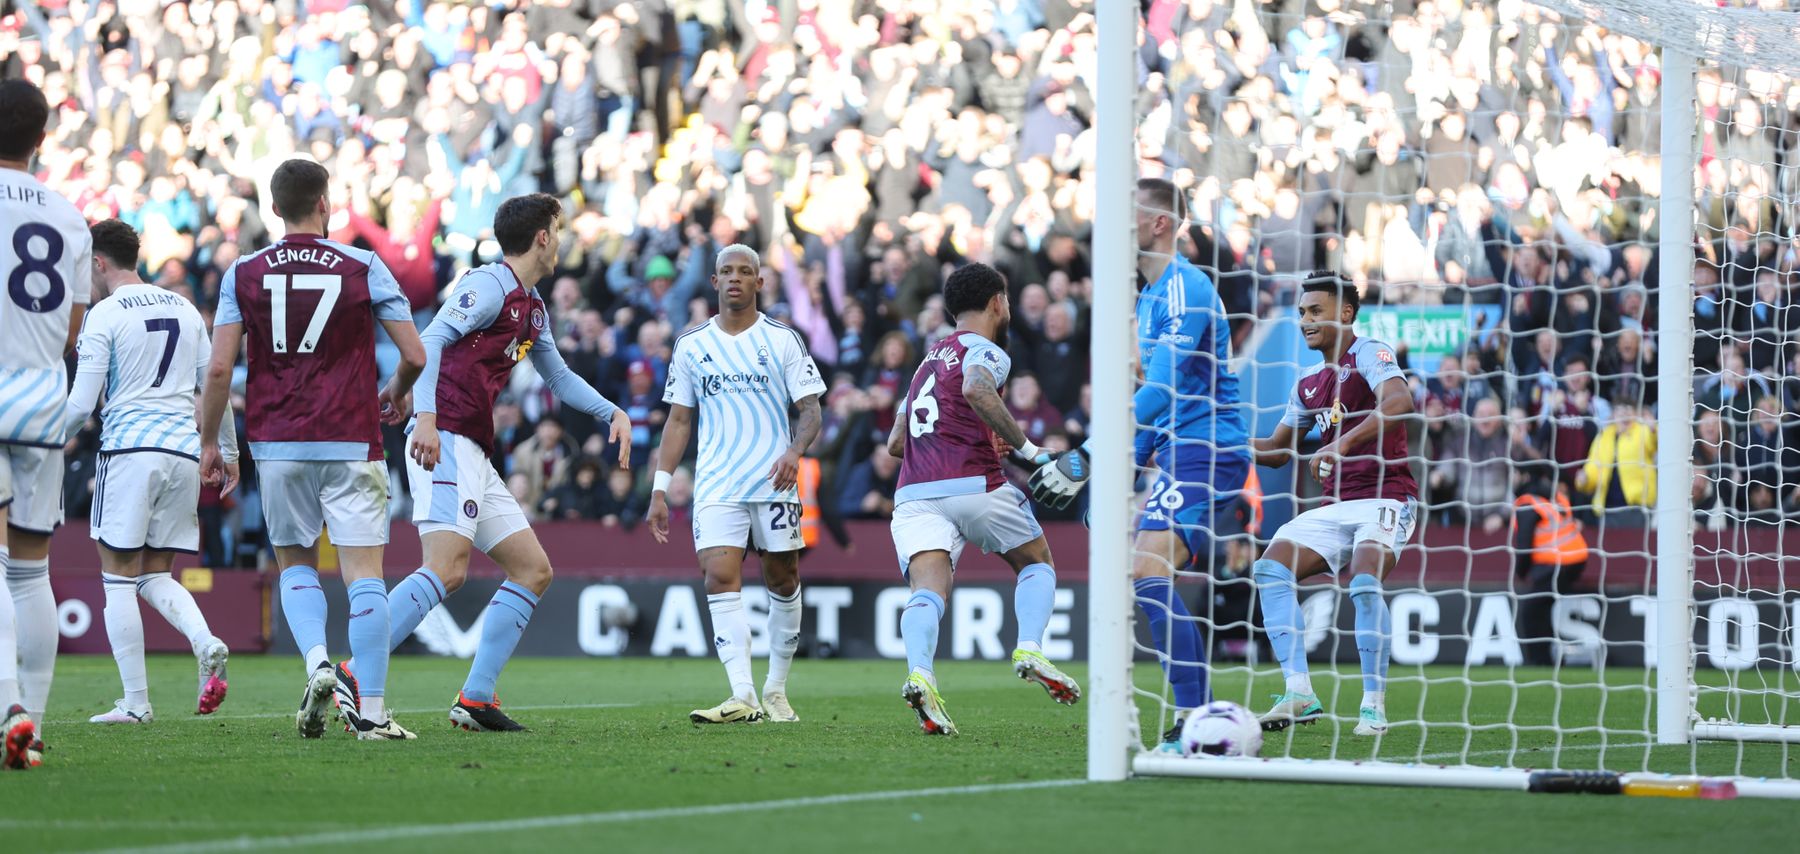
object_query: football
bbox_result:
[1180,701,1263,758]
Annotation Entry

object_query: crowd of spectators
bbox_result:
[3,0,1798,565]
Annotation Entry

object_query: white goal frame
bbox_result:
[1084,0,1800,796]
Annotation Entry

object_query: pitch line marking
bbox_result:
[45,702,638,724]
[84,779,1090,854]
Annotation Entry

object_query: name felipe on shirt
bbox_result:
[0,184,48,206]
[270,246,342,269]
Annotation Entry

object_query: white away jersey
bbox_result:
[664,315,827,503]
[74,284,210,457]
[0,168,93,446]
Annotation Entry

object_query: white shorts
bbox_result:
[406,428,528,554]
[890,484,1043,576]
[258,459,391,548]
[1269,498,1418,575]
[91,451,199,553]
[693,501,804,553]
[0,444,64,535]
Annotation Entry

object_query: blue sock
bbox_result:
[1252,559,1309,683]
[900,590,945,680]
[1133,576,1208,709]
[1013,564,1055,650]
[1349,574,1391,696]
[279,566,328,670]
[386,568,448,650]
[461,581,538,703]
[346,578,390,701]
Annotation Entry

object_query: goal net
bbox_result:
[1090,0,1800,798]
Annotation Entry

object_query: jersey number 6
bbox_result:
[908,373,940,437]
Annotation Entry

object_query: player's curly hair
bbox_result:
[90,219,140,270]
[0,80,49,161]
[495,193,563,256]
[943,261,1007,318]
[1301,269,1360,317]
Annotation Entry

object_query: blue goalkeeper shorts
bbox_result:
[1137,450,1251,567]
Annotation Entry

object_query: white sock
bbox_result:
[304,645,329,674]
[361,695,386,723]
[763,586,802,697]
[7,556,57,726]
[0,548,18,711]
[1286,672,1314,695]
[706,592,756,704]
[1363,690,1385,712]
[135,572,214,654]
[102,574,150,707]
[909,666,936,688]
[1017,640,1042,654]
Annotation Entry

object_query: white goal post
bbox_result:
[1087,0,1800,798]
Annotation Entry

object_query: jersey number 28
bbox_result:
[263,274,341,353]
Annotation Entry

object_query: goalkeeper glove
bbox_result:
[1028,446,1091,510]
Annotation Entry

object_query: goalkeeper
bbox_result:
[1031,177,1250,744]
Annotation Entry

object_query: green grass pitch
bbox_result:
[2,655,1791,853]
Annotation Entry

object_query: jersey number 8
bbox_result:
[263,274,342,354]
[8,223,66,314]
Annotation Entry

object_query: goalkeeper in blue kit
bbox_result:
[1033,177,1251,745]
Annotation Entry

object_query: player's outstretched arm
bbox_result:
[1251,422,1299,469]
[526,339,629,466]
[647,404,694,544]
[963,365,1033,455]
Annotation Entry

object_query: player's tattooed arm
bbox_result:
[963,365,1030,452]
[769,394,822,492]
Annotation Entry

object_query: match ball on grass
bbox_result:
[1180,701,1263,758]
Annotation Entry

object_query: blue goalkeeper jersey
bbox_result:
[1135,256,1248,472]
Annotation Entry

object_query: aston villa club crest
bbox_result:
[1337,365,1352,383]
[531,307,546,330]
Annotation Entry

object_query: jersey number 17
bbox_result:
[263,275,341,354]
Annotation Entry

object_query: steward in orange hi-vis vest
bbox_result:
[1510,464,1589,666]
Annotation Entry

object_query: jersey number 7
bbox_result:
[143,318,180,388]
[263,274,342,354]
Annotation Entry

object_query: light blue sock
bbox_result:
[1349,574,1391,695]
[346,578,390,700]
[1013,564,1055,650]
[279,566,328,669]
[1252,559,1308,681]
[461,581,539,703]
[900,590,945,680]
[1133,576,1208,709]
[386,568,448,650]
